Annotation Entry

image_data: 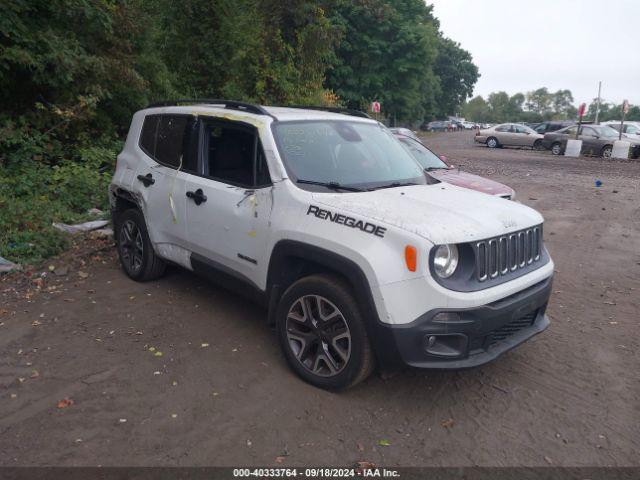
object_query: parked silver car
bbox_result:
[475,123,544,149]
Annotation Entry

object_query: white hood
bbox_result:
[313,183,543,245]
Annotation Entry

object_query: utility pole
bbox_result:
[594,81,602,124]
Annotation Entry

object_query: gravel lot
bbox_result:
[1,131,639,467]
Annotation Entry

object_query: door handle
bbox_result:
[137,173,155,187]
[186,188,207,205]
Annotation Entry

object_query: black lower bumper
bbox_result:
[374,276,553,370]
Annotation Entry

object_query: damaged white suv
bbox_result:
[110,100,554,390]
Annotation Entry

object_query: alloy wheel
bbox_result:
[119,219,144,274]
[285,295,351,377]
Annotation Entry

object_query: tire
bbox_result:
[601,145,613,159]
[486,137,499,148]
[551,142,562,156]
[115,209,166,281]
[533,139,543,150]
[276,274,375,390]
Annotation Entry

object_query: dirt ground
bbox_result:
[1,131,639,467]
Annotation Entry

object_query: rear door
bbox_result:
[135,114,199,268]
[184,118,273,288]
[495,124,515,145]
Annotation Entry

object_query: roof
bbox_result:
[142,100,374,123]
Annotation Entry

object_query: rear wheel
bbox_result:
[116,209,166,281]
[601,145,613,158]
[486,137,499,148]
[551,142,562,156]
[276,274,374,390]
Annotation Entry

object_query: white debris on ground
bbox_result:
[0,256,20,273]
[52,220,109,234]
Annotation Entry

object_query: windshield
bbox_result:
[396,136,447,169]
[594,125,621,138]
[273,121,426,190]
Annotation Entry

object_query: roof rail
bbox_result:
[145,99,275,118]
[283,105,372,119]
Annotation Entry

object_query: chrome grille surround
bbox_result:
[474,225,542,282]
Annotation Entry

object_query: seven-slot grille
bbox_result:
[474,225,543,282]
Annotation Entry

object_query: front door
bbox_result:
[184,118,273,288]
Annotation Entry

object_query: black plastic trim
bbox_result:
[190,253,267,306]
[380,275,553,369]
[146,99,277,120]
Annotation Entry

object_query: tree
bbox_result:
[432,37,479,118]
[525,87,553,118]
[552,89,574,118]
[325,0,441,122]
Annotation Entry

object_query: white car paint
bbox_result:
[110,104,554,327]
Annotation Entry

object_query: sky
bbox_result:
[429,0,640,105]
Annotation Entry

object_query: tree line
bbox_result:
[0,0,478,264]
[1,0,479,162]
[462,87,640,124]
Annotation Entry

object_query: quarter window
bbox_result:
[139,114,198,173]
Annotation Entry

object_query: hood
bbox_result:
[428,169,514,196]
[313,183,543,245]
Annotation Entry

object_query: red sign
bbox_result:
[623,99,629,115]
[371,101,381,113]
[578,103,586,118]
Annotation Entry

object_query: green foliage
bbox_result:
[463,88,589,124]
[0,142,117,264]
[0,0,479,265]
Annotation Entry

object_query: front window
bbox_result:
[396,136,448,170]
[272,121,426,191]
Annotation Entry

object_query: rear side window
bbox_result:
[139,114,198,172]
[139,115,159,156]
[496,125,511,132]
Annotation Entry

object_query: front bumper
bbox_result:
[375,275,552,369]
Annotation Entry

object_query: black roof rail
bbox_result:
[282,105,371,119]
[145,99,275,118]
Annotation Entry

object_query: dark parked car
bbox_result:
[541,125,640,158]
[420,120,454,132]
[533,120,575,135]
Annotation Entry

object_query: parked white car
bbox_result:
[603,121,640,138]
[110,100,554,390]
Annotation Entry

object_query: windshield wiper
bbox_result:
[424,167,446,172]
[368,182,418,191]
[296,179,364,192]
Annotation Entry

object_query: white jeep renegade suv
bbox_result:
[109,100,554,390]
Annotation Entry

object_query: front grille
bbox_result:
[474,225,542,282]
[490,310,537,345]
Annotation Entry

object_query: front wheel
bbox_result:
[551,142,562,156]
[276,274,375,390]
[533,139,543,150]
[486,137,499,148]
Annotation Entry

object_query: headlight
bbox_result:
[433,244,459,278]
